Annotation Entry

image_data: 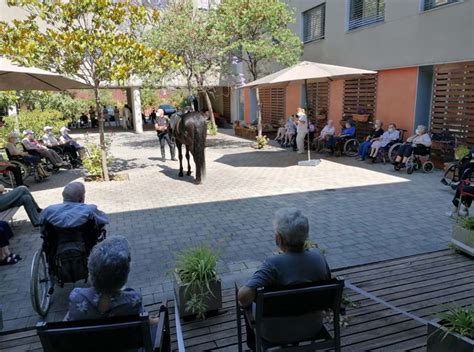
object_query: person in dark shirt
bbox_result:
[238,208,331,350]
[356,120,384,161]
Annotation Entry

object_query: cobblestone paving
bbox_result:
[0,129,454,332]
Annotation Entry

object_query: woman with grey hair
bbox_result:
[394,125,432,171]
[65,236,142,321]
[238,208,331,350]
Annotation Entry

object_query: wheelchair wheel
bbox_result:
[407,166,414,174]
[30,248,53,317]
[344,139,359,157]
[442,163,458,185]
[423,161,434,173]
[388,143,402,164]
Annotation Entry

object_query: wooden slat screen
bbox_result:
[222,87,231,122]
[259,87,286,126]
[307,82,329,130]
[343,75,377,138]
[430,61,474,146]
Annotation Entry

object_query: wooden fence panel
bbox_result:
[259,86,286,126]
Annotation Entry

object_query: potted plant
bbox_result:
[427,305,473,351]
[316,108,327,121]
[352,107,369,122]
[174,246,222,319]
[256,135,269,149]
[452,217,474,256]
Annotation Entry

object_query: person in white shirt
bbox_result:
[313,120,335,152]
[295,108,308,154]
[393,125,432,170]
[22,130,64,167]
[368,123,400,159]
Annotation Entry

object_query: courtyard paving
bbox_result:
[0,128,454,332]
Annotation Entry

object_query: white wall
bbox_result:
[288,0,474,70]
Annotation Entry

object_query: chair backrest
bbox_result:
[255,278,345,319]
[397,129,407,142]
[37,312,154,352]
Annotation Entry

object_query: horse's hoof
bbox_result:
[179,172,184,177]
[186,171,192,176]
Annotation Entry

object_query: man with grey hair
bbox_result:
[394,124,432,171]
[40,182,109,228]
[154,108,176,162]
[238,208,331,350]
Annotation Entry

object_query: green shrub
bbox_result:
[0,109,67,147]
[207,121,218,136]
[176,246,219,319]
[437,305,474,339]
[457,216,474,232]
[82,137,113,178]
[256,135,269,149]
[455,144,470,161]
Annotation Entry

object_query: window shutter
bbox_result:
[349,0,385,31]
[260,87,286,126]
[307,82,330,129]
[303,4,325,43]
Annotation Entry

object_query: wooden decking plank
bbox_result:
[0,335,40,349]
[371,337,428,351]
[0,329,37,342]
[185,341,219,351]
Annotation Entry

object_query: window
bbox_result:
[423,0,460,11]
[348,0,385,31]
[303,4,326,43]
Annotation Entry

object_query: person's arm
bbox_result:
[238,260,275,307]
[92,206,109,225]
[422,134,432,147]
[406,135,415,143]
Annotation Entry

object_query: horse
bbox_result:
[169,111,207,184]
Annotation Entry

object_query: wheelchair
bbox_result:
[30,219,106,316]
[371,129,407,164]
[405,146,434,174]
[4,147,45,183]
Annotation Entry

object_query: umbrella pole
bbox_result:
[305,79,310,161]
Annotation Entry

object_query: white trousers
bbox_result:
[296,131,307,153]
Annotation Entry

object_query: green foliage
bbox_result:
[82,140,114,178]
[457,216,474,233]
[256,135,269,149]
[207,121,218,136]
[0,109,66,146]
[216,0,302,81]
[455,144,470,160]
[437,305,474,339]
[176,246,219,319]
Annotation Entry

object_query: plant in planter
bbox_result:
[455,144,470,161]
[256,135,269,149]
[427,305,474,352]
[451,217,474,256]
[352,107,369,122]
[174,246,222,319]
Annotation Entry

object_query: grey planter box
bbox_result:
[173,272,222,318]
[452,224,474,256]
[427,319,474,352]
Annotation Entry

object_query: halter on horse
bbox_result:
[169,111,207,184]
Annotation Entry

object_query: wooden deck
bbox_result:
[1,250,473,351]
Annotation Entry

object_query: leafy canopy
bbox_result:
[216,0,302,80]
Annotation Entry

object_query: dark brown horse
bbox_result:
[169,111,207,184]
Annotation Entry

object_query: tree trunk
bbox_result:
[255,87,262,138]
[94,86,109,181]
[203,89,216,130]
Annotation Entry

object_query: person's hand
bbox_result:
[0,185,5,193]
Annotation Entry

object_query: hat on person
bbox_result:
[23,129,34,136]
[43,126,53,132]
[60,126,70,134]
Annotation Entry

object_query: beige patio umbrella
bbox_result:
[241,61,377,166]
[0,57,91,91]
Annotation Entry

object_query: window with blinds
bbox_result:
[303,4,326,43]
[348,0,385,31]
[259,87,286,126]
[423,0,459,11]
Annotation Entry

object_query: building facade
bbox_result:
[241,0,474,145]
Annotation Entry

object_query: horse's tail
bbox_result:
[194,114,207,179]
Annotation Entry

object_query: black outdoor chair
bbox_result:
[236,278,344,352]
[36,304,171,352]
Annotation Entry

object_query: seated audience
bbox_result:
[0,184,42,226]
[283,116,296,147]
[308,120,316,145]
[327,121,356,154]
[42,126,79,163]
[448,181,474,217]
[394,125,432,170]
[368,123,400,159]
[356,120,384,161]
[313,120,336,151]
[65,236,146,321]
[41,182,109,228]
[6,133,41,166]
[238,208,331,351]
[0,221,21,266]
[0,156,26,187]
[59,126,84,154]
[275,119,287,142]
[22,130,65,167]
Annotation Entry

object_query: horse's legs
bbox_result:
[185,146,192,176]
[177,143,184,177]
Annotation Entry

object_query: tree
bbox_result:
[216,0,302,137]
[146,0,222,129]
[0,0,177,180]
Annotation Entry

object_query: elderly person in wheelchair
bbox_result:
[238,208,331,351]
[367,123,400,161]
[393,125,432,171]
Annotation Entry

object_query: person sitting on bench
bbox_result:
[238,208,331,351]
[40,182,108,228]
[0,184,42,226]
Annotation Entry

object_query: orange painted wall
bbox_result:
[375,67,418,134]
[328,80,344,133]
[286,82,301,117]
[243,88,251,123]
